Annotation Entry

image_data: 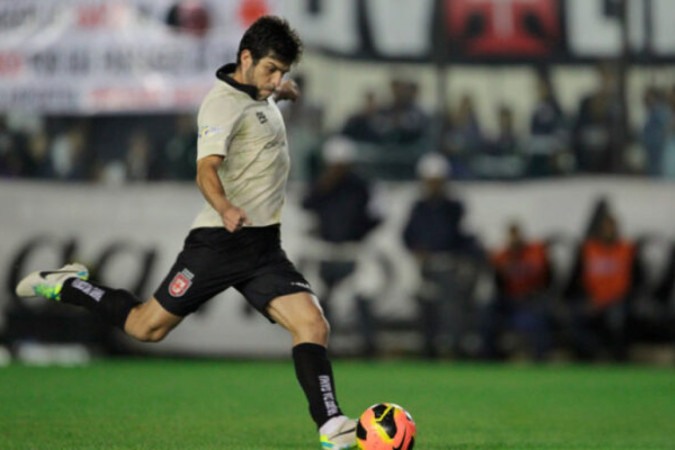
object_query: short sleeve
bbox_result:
[196,95,243,160]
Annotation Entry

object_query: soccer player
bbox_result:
[16,16,357,450]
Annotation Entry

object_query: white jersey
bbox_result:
[192,64,290,229]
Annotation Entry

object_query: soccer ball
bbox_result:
[356,402,416,450]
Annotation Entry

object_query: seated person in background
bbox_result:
[527,69,569,177]
[0,115,29,178]
[341,90,387,144]
[163,114,198,181]
[441,94,485,179]
[640,86,671,177]
[378,78,429,144]
[571,63,620,173]
[472,105,526,180]
[403,153,468,257]
[662,84,675,178]
[481,221,553,361]
[23,131,54,179]
[125,129,162,182]
[403,153,483,358]
[564,213,642,361]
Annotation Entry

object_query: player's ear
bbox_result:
[239,49,253,70]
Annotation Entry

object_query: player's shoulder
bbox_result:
[199,82,252,119]
[204,81,250,105]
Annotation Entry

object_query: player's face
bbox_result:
[244,55,290,100]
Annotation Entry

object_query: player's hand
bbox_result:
[221,205,251,232]
[274,79,300,102]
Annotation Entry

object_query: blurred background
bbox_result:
[0,0,674,366]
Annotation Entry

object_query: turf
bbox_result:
[0,359,673,449]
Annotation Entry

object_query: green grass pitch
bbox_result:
[0,359,673,449]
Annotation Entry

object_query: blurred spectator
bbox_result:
[643,238,675,348]
[301,136,382,356]
[659,85,675,178]
[23,131,54,179]
[527,69,569,177]
[640,86,671,177]
[572,64,621,173]
[341,81,429,180]
[163,114,197,181]
[403,154,469,256]
[280,74,325,181]
[619,235,675,354]
[441,94,485,179]
[480,221,553,361]
[0,116,27,178]
[125,129,161,182]
[101,129,161,184]
[472,105,526,179]
[583,195,612,238]
[50,121,93,181]
[378,77,429,144]
[490,106,520,156]
[342,90,386,144]
[403,153,483,358]
[564,212,641,361]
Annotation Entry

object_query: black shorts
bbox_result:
[154,225,313,321]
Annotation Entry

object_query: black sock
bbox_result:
[61,278,141,330]
[292,343,343,429]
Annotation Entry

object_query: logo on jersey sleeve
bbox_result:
[168,268,195,297]
[198,125,225,140]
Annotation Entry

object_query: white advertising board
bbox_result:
[1,178,674,356]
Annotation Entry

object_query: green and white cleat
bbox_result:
[320,416,357,450]
[15,263,89,301]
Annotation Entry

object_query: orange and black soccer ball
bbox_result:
[356,402,416,450]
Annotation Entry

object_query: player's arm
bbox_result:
[196,155,250,232]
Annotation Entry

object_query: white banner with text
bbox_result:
[0,0,280,113]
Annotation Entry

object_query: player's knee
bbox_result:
[297,311,330,343]
[314,314,330,339]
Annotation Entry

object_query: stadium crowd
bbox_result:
[1,67,675,183]
[302,153,674,363]
[2,66,674,364]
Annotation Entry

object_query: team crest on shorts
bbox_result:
[169,268,194,297]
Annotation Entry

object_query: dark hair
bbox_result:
[237,16,303,66]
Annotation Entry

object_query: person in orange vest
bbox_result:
[564,213,642,361]
[481,221,553,361]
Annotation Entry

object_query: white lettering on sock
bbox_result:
[71,279,105,302]
[318,375,339,417]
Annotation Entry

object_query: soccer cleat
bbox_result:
[15,263,89,301]
[320,416,358,450]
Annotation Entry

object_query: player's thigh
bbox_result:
[267,292,329,344]
[125,297,183,340]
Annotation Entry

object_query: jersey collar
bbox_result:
[216,63,260,100]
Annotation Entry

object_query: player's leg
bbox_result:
[15,263,182,342]
[124,298,183,342]
[233,225,356,448]
[267,291,328,346]
[267,292,357,450]
[16,229,238,343]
